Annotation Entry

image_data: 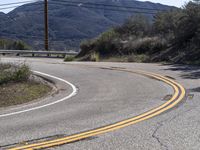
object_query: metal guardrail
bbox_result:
[0,50,78,57]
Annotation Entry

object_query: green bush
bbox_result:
[0,39,31,50]
[90,52,100,62]
[175,2,200,48]
[64,55,75,62]
[123,37,168,55]
[92,29,119,56]
[13,41,31,50]
[79,39,95,57]
[153,10,182,38]
[0,63,12,71]
[0,63,31,85]
[127,54,150,63]
[114,15,152,37]
[79,29,119,57]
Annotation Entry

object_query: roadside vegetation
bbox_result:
[0,62,51,107]
[77,1,200,65]
[64,55,75,62]
[0,63,30,85]
[0,38,31,50]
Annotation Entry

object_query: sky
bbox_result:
[0,0,191,13]
[139,0,190,7]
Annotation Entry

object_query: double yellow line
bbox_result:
[9,69,185,150]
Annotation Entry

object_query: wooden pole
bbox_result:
[44,0,49,51]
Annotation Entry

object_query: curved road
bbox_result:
[0,57,199,150]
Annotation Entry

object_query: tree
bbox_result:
[174,2,200,47]
[193,0,200,4]
[153,9,183,39]
[114,15,151,38]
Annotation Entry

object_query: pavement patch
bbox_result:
[0,134,66,149]
[190,87,200,93]
[162,95,173,101]
[187,94,195,100]
[165,75,176,80]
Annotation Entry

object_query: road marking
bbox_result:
[9,69,186,150]
[0,71,78,118]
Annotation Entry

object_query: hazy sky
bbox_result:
[0,0,191,13]
[139,0,190,7]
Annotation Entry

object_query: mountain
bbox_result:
[0,0,175,51]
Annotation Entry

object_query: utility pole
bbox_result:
[44,0,49,51]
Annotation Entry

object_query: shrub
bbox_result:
[127,54,150,63]
[0,63,31,85]
[153,10,182,38]
[90,52,100,62]
[79,29,119,57]
[13,41,31,50]
[79,39,95,57]
[123,37,168,55]
[0,63,12,71]
[0,39,31,50]
[174,2,200,48]
[114,15,152,37]
[94,29,119,56]
[64,55,75,62]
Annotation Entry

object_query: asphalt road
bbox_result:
[0,57,199,150]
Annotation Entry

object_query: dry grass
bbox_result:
[0,81,52,108]
[0,62,52,108]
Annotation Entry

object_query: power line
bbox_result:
[0,1,42,11]
[0,32,42,39]
[0,0,169,12]
[0,3,158,15]
[49,2,158,15]
[0,0,168,14]
[0,0,39,7]
[0,0,167,49]
[51,0,168,12]
[0,6,20,11]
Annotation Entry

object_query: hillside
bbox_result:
[0,0,174,50]
[78,1,200,65]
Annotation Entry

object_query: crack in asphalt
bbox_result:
[151,108,189,150]
[151,93,191,149]
[152,122,169,150]
[151,99,197,150]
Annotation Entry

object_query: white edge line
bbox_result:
[0,70,78,118]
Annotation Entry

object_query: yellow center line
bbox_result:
[9,69,185,150]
